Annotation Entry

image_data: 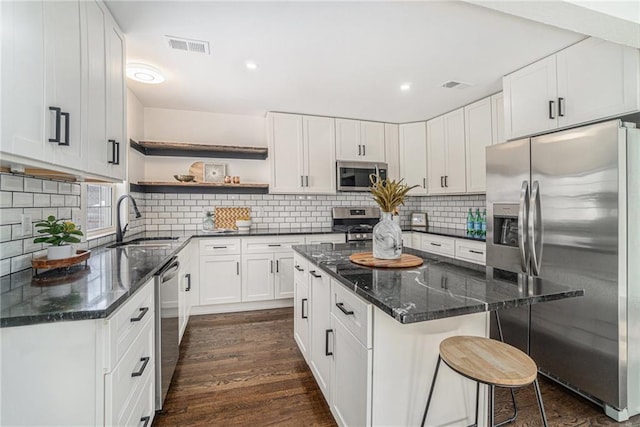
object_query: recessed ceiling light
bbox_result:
[126,63,165,84]
[400,83,411,91]
[245,61,258,70]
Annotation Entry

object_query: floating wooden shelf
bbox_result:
[130,139,268,160]
[130,182,269,194]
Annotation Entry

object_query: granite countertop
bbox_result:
[0,227,339,328]
[292,243,584,324]
[410,226,486,242]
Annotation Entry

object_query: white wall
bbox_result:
[142,108,269,184]
[127,88,146,184]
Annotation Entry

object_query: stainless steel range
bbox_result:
[331,207,380,242]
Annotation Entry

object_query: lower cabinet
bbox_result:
[274,252,295,298]
[199,254,242,305]
[0,279,156,426]
[242,253,275,301]
[309,268,332,398]
[293,254,311,362]
[178,241,193,343]
[414,232,486,266]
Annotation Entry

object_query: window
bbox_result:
[86,184,114,235]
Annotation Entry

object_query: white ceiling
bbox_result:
[106,1,585,123]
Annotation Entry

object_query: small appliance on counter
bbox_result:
[410,212,427,227]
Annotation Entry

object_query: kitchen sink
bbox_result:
[107,237,179,249]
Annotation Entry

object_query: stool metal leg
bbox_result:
[421,356,442,427]
[533,379,549,427]
[472,382,480,427]
[487,385,495,427]
[493,311,518,427]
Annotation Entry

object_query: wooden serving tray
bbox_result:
[349,252,423,268]
[31,250,91,270]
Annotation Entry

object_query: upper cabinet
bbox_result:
[465,97,495,193]
[0,0,126,181]
[268,113,336,194]
[504,37,639,140]
[399,122,428,195]
[336,119,385,162]
[426,108,466,194]
[384,124,400,181]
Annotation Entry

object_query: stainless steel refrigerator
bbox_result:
[486,119,640,421]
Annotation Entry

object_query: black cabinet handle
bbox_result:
[49,107,61,143]
[558,97,565,117]
[301,176,304,187]
[325,329,333,356]
[59,112,70,146]
[301,298,308,319]
[423,178,426,188]
[270,260,274,274]
[276,260,279,273]
[362,144,366,156]
[310,270,321,278]
[114,141,120,165]
[444,176,448,187]
[440,176,444,187]
[358,144,362,156]
[108,139,116,164]
[185,273,191,291]
[335,302,354,316]
[548,100,555,120]
[469,250,484,255]
[430,242,442,247]
[294,265,304,272]
[130,307,149,322]
[236,262,240,275]
[212,246,227,249]
[131,356,150,377]
[268,244,281,247]
[140,416,150,427]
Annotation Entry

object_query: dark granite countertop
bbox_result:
[292,243,583,324]
[0,228,341,328]
[410,226,486,242]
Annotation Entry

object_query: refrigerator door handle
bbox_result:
[529,181,543,276]
[518,181,530,273]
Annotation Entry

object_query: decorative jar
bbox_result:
[373,212,403,259]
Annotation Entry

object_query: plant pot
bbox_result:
[47,245,74,260]
[373,212,403,260]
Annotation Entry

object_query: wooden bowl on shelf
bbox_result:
[174,174,195,182]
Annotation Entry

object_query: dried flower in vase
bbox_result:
[368,174,418,213]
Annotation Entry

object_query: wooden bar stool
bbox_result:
[420,335,548,427]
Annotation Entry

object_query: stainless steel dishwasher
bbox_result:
[154,256,180,410]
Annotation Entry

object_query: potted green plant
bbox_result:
[34,215,83,260]
[369,174,418,259]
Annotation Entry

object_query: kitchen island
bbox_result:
[292,242,583,427]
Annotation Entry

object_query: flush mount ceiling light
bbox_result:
[400,83,411,91]
[126,63,165,84]
[245,61,259,70]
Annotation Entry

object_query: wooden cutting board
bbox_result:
[188,162,204,182]
[214,207,251,230]
[349,252,423,268]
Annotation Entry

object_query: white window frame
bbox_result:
[82,182,117,240]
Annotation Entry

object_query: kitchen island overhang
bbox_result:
[292,242,584,427]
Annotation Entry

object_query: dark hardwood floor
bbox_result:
[154,308,639,427]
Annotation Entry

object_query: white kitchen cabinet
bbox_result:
[399,122,428,195]
[105,16,126,181]
[491,93,505,145]
[454,239,486,265]
[402,232,413,249]
[504,37,639,140]
[421,234,456,257]
[293,254,311,362]
[305,234,346,245]
[465,97,494,193]
[199,255,242,305]
[427,108,466,194]
[309,268,333,400]
[178,242,193,343]
[274,252,295,299]
[384,123,400,181]
[242,253,275,302]
[330,313,372,427]
[268,113,335,194]
[1,1,83,168]
[336,119,385,162]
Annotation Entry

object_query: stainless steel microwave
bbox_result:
[336,161,387,192]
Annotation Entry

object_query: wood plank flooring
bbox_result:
[154,308,640,427]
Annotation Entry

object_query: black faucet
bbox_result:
[116,194,142,243]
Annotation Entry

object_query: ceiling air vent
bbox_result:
[441,80,471,89]
[165,36,210,55]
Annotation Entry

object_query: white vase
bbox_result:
[373,212,403,260]
[47,245,74,260]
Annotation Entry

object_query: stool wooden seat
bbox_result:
[440,336,538,387]
[421,335,548,427]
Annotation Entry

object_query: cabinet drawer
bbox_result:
[455,239,486,265]
[304,233,345,245]
[421,235,455,257]
[199,238,241,255]
[293,253,308,281]
[105,320,154,427]
[331,279,372,348]
[119,363,154,427]
[242,236,305,254]
[104,279,154,370]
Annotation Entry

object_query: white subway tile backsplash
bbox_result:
[11,254,32,272]
[1,225,11,242]
[1,175,23,192]
[24,178,43,192]
[13,192,34,207]
[0,192,12,208]
[51,195,65,206]
[58,182,72,194]
[34,194,51,207]
[0,258,10,276]
[1,240,23,259]
[43,180,59,193]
